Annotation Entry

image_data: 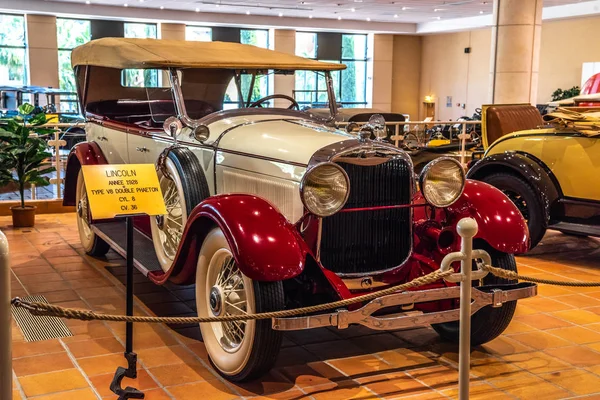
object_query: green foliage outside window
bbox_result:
[57,19,91,92]
[295,33,367,108]
[0,14,27,85]
[123,23,158,87]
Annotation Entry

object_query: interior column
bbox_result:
[160,23,186,40]
[26,15,60,92]
[489,0,543,104]
[372,34,393,112]
[272,29,296,108]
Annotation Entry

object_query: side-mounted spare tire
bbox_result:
[432,243,518,346]
[150,147,211,272]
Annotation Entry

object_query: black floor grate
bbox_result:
[11,295,73,342]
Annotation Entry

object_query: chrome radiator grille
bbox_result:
[319,158,412,275]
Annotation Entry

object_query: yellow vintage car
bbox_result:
[467,105,600,250]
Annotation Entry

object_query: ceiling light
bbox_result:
[85,0,90,3]
[366,17,370,21]
[350,7,355,12]
[401,6,410,10]
[338,16,342,20]
[309,14,313,18]
[139,0,143,2]
[160,5,164,9]
[393,14,398,18]
[195,7,199,11]
[479,10,483,14]
[124,3,128,6]
[434,8,444,12]
[435,16,441,20]
[278,12,283,17]
[216,4,220,7]
[246,10,250,14]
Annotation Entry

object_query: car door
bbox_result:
[86,121,129,164]
[127,131,153,164]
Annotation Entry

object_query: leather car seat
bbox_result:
[483,104,543,148]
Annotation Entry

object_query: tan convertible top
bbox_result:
[71,37,346,71]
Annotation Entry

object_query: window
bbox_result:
[186,26,212,42]
[123,23,158,87]
[295,32,367,108]
[0,14,27,85]
[57,18,91,111]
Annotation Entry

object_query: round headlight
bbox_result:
[419,158,465,207]
[301,163,350,217]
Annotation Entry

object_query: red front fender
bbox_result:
[148,194,310,285]
[63,141,108,206]
[447,180,529,253]
[415,180,530,254]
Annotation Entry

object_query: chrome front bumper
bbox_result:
[271,282,536,331]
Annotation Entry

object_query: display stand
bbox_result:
[109,217,144,399]
[80,163,166,399]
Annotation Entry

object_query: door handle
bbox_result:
[136,146,149,153]
[97,136,108,141]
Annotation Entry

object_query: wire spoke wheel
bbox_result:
[196,227,284,382]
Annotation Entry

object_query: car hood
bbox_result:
[213,115,354,166]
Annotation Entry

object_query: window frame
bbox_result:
[294,32,368,108]
[56,17,92,113]
[0,13,28,86]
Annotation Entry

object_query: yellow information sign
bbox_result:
[81,164,167,219]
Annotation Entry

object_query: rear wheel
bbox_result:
[480,172,546,250]
[432,245,518,346]
[76,170,109,256]
[196,227,284,382]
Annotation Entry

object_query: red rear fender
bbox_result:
[148,194,310,285]
[63,142,108,206]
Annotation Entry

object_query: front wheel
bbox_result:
[432,245,518,346]
[480,172,546,250]
[196,227,284,382]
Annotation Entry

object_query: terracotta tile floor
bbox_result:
[4,213,600,399]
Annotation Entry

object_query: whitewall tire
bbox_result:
[196,227,284,382]
[76,170,109,256]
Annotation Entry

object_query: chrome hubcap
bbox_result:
[209,286,223,316]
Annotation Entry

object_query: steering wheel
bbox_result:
[249,94,300,110]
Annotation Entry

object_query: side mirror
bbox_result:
[164,116,183,138]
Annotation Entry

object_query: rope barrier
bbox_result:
[11,269,453,324]
[481,265,600,287]
[11,266,600,325]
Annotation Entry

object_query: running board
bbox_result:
[550,222,600,237]
[272,282,537,331]
[93,221,163,277]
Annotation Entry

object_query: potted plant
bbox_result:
[0,103,55,227]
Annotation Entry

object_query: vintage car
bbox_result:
[468,104,600,249]
[64,38,535,382]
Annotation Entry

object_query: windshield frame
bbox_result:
[167,67,337,129]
